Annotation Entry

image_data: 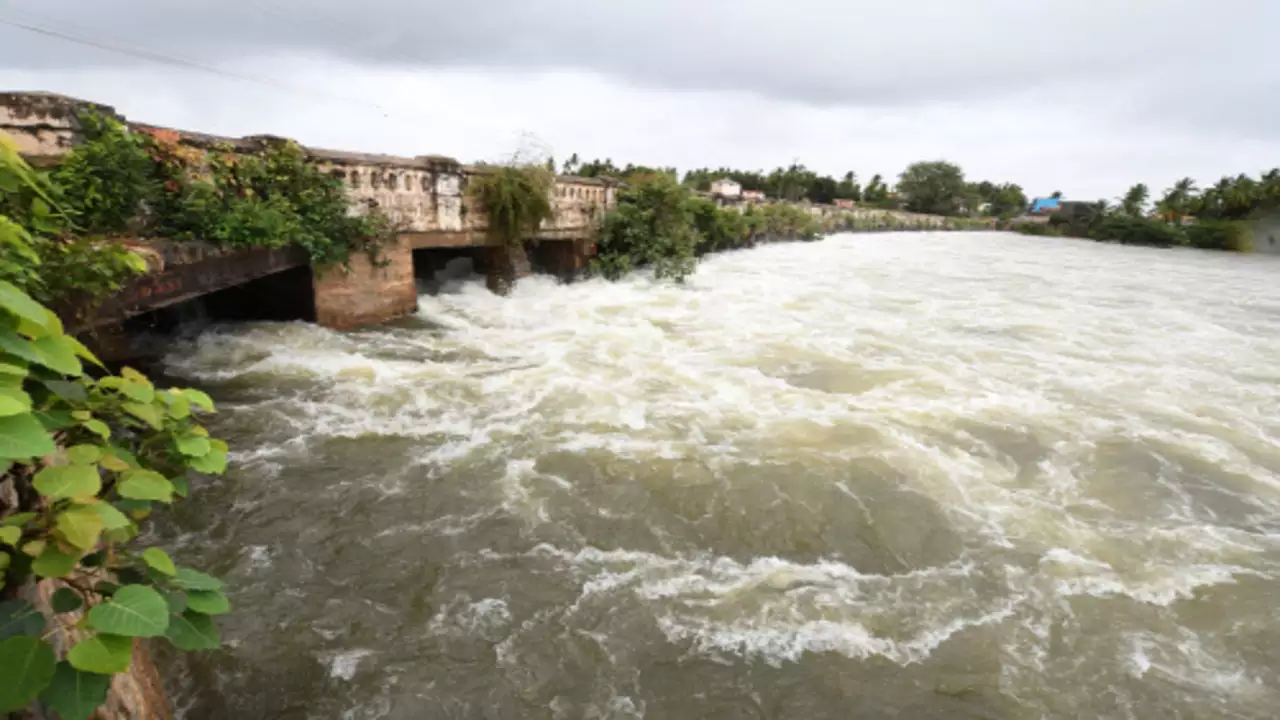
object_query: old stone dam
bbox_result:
[145,232,1279,718]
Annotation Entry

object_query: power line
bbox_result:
[0,15,399,118]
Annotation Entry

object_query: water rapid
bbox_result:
[154,232,1280,718]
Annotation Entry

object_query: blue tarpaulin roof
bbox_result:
[1030,197,1061,213]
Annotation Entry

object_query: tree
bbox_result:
[836,171,862,201]
[897,161,967,215]
[561,153,580,175]
[987,183,1028,218]
[863,174,889,206]
[1120,183,1149,216]
[1050,190,1063,199]
[1157,177,1198,221]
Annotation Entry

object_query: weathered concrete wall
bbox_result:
[0,92,120,160]
[312,237,417,329]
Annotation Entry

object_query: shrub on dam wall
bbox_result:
[466,163,555,248]
[0,135,230,718]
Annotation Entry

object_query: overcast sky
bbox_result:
[1,0,1276,200]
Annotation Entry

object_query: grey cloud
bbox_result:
[1,0,1275,116]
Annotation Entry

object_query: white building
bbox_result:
[710,178,743,199]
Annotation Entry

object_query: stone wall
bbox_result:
[311,237,417,329]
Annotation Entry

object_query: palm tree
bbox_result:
[1120,183,1149,216]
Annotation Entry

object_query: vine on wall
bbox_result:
[466,164,555,248]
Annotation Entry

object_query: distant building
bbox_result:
[1028,197,1061,215]
[710,178,742,199]
[741,189,766,203]
[834,198,856,209]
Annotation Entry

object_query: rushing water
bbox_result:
[152,232,1280,719]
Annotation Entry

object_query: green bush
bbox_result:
[466,164,555,247]
[590,174,698,281]
[1093,214,1184,247]
[1185,220,1252,251]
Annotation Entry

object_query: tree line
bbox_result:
[556,154,1031,219]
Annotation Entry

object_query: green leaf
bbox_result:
[30,335,82,376]
[176,435,211,458]
[164,610,220,651]
[0,526,19,546]
[0,386,31,416]
[0,635,56,712]
[117,469,174,502]
[179,388,215,413]
[0,281,52,333]
[122,402,162,429]
[66,444,102,465]
[86,585,169,638]
[33,465,101,499]
[1,512,36,526]
[43,379,87,403]
[0,361,27,376]
[0,328,44,365]
[90,503,132,531]
[32,547,79,578]
[185,589,230,616]
[119,367,151,388]
[167,397,190,419]
[0,599,44,640]
[188,449,228,475]
[67,633,132,674]
[162,590,187,615]
[56,507,104,550]
[51,588,84,614]
[81,418,110,439]
[39,661,111,720]
[142,547,176,576]
[170,474,189,498]
[171,567,223,591]
[64,336,102,368]
[0,412,56,460]
[34,409,76,431]
[120,382,154,404]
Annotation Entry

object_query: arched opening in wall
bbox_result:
[421,175,432,192]
[388,173,399,191]
[371,172,383,190]
[86,265,316,365]
[410,246,484,294]
[349,171,362,189]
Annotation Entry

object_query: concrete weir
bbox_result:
[1,91,617,338]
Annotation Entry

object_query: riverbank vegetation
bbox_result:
[1,132,229,718]
[6,111,393,313]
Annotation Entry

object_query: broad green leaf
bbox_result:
[176,435,211,458]
[167,397,190,419]
[185,589,230,616]
[120,367,151,388]
[180,389,215,413]
[170,475,189,498]
[32,547,79,578]
[86,585,169,638]
[0,635,56,712]
[70,409,91,420]
[0,599,44,640]
[0,386,31,416]
[162,590,187,614]
[30,335,82,376]
[43,379,87,403]
[142,547,176,576]
[22,539,45,557]
[33,465,101,499]
[56,507,103,550]
[104,525,137,544]
[34,409,76,431]
[0,526,20,546]
[81,418,110,439]
[117,469,174,502]
[0,361,27,376]
[50,588,84,614]
[1,512,36,526]
[188,449,228,475]
[90,503,132,531]
[64,336,102,368]
[66,444,102,465]
[108,446,139,467]
[171,567,223,591]
[99,453,129,472]
[0,281,51,333]
[210,439,229,454]
[0,328,44,365]
[122,402,162,429]
[0,412,56,460]
[120,382,154,404]
[66,633,132,674]
[164,610,220,651]
[40,661,111,720]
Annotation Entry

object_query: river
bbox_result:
[151,232,1280,718]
